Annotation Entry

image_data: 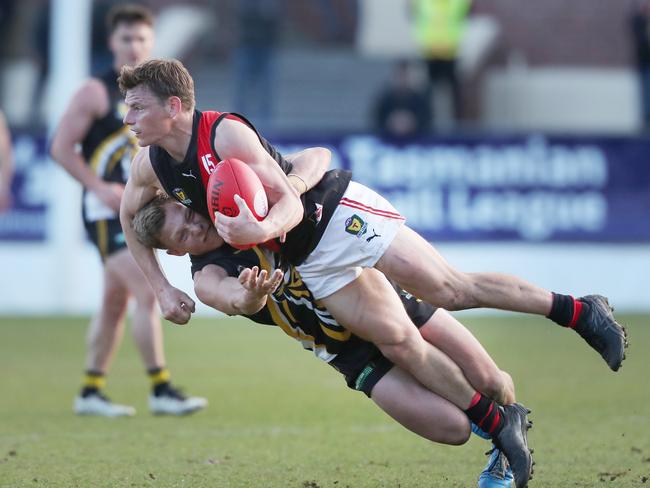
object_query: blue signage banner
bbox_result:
[276,134,650,243]
[0,132,49,241]
[2,131,649,243]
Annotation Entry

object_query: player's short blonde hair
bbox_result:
[118,59,195,111]
[132,194,171,249]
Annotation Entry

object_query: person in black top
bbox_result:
[50,5,206,417]
[372,60,431,139]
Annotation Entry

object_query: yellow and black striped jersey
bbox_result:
[80,69,138,223]
[190,245,436,364]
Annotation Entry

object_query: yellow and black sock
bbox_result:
[148,367,171,396]
[81,370,106,397]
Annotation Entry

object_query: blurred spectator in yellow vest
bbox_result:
[411,0,471,129]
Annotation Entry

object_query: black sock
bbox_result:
[152,381,172,396]
[547,293,587,328]
[464,392,504,436]
[80,386,99,397]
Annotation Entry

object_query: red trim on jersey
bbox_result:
[568,297,583,328]
[196,111,254,188]
[340,198,405,220]
[196,111,222,187]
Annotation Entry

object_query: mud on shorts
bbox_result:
[84,218,127,262]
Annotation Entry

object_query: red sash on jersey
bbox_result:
[196,111,281,253]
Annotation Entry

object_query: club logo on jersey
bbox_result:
[201,153,216,174]
[345,214,367,237]
[366,229,381,242]
[172,187,192,205]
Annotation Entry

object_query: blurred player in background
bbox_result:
[50,5,206,417]
[0,109,14,212]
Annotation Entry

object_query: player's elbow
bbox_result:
[234,303,264,316]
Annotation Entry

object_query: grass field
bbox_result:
[0,314,648,487]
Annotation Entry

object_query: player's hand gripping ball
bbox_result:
[206,158,269,249]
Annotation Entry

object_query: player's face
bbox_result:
[159,201,224,255]
[123,85,171,147]
[109,22,154,68]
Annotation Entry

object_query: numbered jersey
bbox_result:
[150,109,352,265]
[149,110,292,221]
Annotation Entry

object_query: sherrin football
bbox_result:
[206,158,268,249]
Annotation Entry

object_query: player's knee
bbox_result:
[473,369,508,404]
[101,284,128,320]
[437,417,471,445]
[377,329,423,366]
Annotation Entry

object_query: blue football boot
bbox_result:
[478,447,515,488]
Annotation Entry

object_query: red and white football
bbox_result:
[206,158,268,248]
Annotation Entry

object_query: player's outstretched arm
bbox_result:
[120,148,196,324]
[194,264,283,316]
[213,119,304,245]
[283,147,331,194]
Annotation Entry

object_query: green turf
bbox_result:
[0,314,648,487]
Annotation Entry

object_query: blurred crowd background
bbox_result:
[2,0,650,135]
[1,0,649,315]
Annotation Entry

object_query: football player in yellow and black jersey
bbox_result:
[133,196,521,467]
[50,4,205,417]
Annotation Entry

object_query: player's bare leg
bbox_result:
[110,249,164,370]
[416,307,518,485]
[377,225,628,371]
[321,269,533,487]
[372,366,517,486]
[75,255,135,417]
[84,263,129,373]
[110,249,207,416]
[419,308,515,405]
[371,366,471,445]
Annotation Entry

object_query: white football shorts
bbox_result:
[296,181,406,300]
